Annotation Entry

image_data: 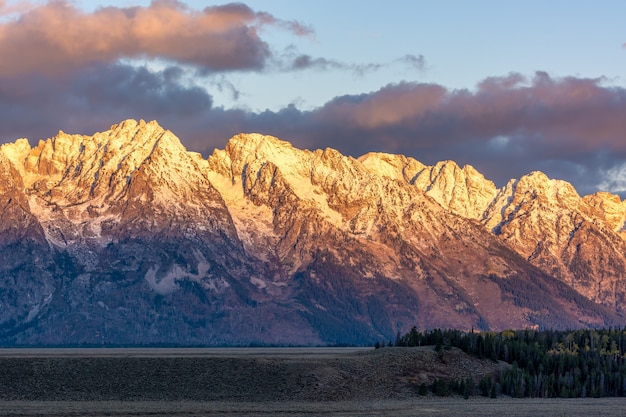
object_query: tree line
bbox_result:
[380,327,626,398]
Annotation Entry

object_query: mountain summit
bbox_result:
[0,120,624,345]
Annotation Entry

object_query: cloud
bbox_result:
[397,54,426,71]
[596,163,626,194]
[2,3,623,199]
[0,0,34,17]
[0,0,313,76]
[197,72,626,196]
[0,63,213,143]
[288,54,386,75]
[253,8,313,37]
[208,75,241,101]
[290,55,345,71]
[1,35,625,198]
[286,53,426,75]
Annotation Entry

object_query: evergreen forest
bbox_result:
[386,327,626,398]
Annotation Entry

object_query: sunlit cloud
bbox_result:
[0,0,34,17]
[0,0,313,76]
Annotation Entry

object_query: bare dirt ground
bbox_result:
[1,347,624,416]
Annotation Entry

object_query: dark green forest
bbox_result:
[385,327,626,398]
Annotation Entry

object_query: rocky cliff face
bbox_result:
[0,120,623,345]
[485,173,626,311]
[359,152,626,315]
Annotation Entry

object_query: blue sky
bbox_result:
[1,0,626,195]
[80,0,626,111]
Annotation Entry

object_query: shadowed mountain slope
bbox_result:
[0,120,623,345]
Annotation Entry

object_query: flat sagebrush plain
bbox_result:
[2,398,626,416]
[1,347,625,416]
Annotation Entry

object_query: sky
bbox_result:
[1,1,626,196]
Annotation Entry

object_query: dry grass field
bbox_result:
[2,398,626,416]
[1,348,625,416]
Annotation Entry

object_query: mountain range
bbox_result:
[0,119,625,345]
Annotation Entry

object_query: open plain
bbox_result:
[1,348,625,416]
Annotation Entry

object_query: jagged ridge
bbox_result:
[0,119,624,346]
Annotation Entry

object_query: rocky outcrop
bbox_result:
[359,154,626,315]
[0,120,624,346]
[0,148,55,335]
[477,172,626,312]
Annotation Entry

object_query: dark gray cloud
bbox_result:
[397,54,426,71]
[0,63,213,143]
[290,55,345,71]
[286,53,425,75]
[185,73,626,197]
[2,66,626,196]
